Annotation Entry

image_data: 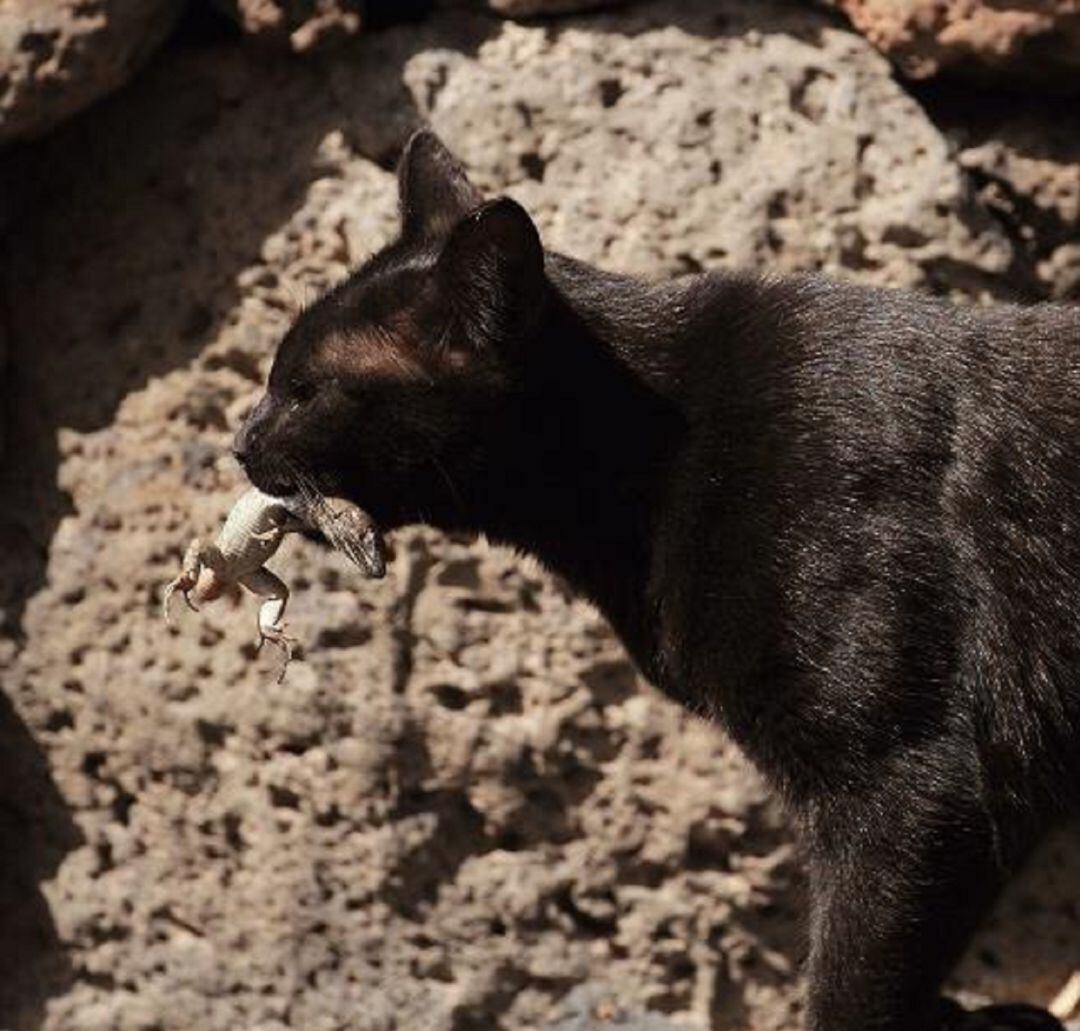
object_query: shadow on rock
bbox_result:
[0,691,83,1030]
[911,83,1080,302]
[0,9,497,632]
[0,9,499,1025]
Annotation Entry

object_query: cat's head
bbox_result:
[233,130,548,530]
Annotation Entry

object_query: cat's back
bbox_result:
[658,271,1080,789]
[675,272,1080,511]
[683,270,1080,417]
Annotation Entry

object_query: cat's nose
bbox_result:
[233,394,271,466]
[232,422,254,467]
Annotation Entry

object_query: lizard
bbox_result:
[163,487,385,681]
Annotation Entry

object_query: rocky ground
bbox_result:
[831,0,1080,86]
[0,2,1078,1030]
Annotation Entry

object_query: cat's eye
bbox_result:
[291,381,317,405]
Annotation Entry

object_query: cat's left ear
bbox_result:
[398,129,483,241]
[437,197,546,355]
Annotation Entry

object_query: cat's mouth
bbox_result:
[236,455,298,501]
[260,477,301,499]
[236,454,388,577]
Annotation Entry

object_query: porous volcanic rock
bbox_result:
[480,0,629,16]
[833,0,1080,86]
[0,0,184,145]
[212,0,629,51]
[211,0,367,51]
[0,317,6,463]
[405,0,1014,295]
[0,2,1075,1030]
[925,90,1080,299]
[959,116,1080,300]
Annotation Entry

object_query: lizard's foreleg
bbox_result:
[163,538,211,624]
[240,567,295,682]
[250,513,305,543]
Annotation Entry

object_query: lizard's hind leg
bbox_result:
[240,568,296,683]
[163,538,209,624]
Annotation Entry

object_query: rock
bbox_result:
[0,317,6,464]
[543,984,690,1029]
[832,0,1080,87]
[927,93,1080,299]
[1039,243,1080,300]
[211,0,435,51]
[481,0,629,16]
[212,0,627,50]
[211,0,363,51]
[408,0,1013,294]
[959,121,1080,299]
[0,0,184,145]
[0,2,1073,1030]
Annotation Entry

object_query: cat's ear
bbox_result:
[398,129,483,241]
[437,197,546,355]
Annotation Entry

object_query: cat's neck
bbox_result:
[544,253,703,397]
[468,257,697,669]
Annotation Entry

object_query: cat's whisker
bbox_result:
[428,453,466,519]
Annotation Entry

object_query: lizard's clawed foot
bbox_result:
[940,999,1066,1031]
[257,624,296,683]
[163,573,200,625]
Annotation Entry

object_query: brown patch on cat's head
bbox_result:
[233,130,547,529]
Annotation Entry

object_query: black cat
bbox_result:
[233,130,1078,1031]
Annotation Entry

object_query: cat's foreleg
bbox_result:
[802,743,1059,1031]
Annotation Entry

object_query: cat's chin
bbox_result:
[246,471,299,499]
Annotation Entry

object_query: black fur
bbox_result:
[235,130,1078,1031]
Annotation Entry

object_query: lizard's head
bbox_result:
[233,129,547,533]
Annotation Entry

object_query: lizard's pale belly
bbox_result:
[193,569,231,604]
[216,533,281,569]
